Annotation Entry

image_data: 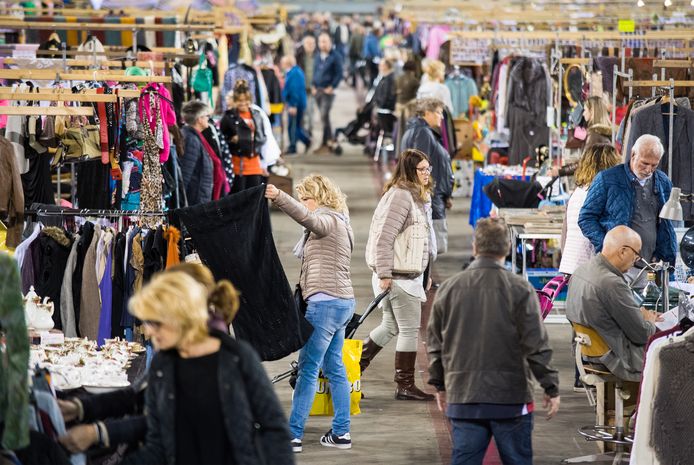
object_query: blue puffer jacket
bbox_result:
[578,163,676,263]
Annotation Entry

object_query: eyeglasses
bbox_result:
[622,245,642,261]
[417,166,433,174]
[142,320,163,330]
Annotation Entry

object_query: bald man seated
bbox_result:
[566,226,659,382]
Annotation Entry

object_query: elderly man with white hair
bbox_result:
[578,134,677,283]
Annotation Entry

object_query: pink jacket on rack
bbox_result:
[139,83,176,163]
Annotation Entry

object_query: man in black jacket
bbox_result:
[427,217,560,465]
[312,31,343,155]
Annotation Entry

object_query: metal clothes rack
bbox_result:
[25,208,168,218]
[621,79,694,179]
[611,66,634,144]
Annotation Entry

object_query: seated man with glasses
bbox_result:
[566,225,660,382]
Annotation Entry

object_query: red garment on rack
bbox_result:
[195,129,229,200]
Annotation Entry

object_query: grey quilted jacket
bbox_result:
[273,190,354,300]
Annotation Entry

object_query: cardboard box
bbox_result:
[268,174,293,196]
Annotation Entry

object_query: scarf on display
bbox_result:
[195,129,229,200]
[174,186,312,361]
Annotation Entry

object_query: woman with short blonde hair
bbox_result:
[265,174,355,452]
[124,271,293,465]
[416,59,453,112]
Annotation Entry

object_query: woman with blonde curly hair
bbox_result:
[560,143,622,275]
[265,174,355,452]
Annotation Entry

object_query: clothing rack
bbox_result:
[611,66,634,143]
[0,105,93,116]
[3,57,172,70]
[0,69,171,83]
[25,208,168,218]
[621,79,694,178]
[0,21,210,32]
[0,89,140,103]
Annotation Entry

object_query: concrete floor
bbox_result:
[262,84,601,464]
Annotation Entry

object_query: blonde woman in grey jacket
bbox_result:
[265,175,356,452]
[363,148,436,401]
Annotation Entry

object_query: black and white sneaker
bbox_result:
[291,438,302,453]
[319,429,352,449]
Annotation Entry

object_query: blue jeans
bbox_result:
[289,298,355,439]
[288,107,311,151]
[450,415,533,465]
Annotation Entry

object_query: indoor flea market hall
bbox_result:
[1,1,693,464]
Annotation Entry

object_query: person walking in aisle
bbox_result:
[348,24,365,88]
[428,217,560,465]
[362,26,382,88]
[312,32,344,155]
[401,98,454,256]
[296,35,317,137]
[220,80,268,193]
[123,271,293,465]
[362,149,436,401]
[265,175,356,452]
[281,55,311,155]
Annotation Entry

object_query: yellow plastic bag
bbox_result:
[309,339,362,416]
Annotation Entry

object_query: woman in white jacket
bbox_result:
[559,143,621,275]
[416,60,453,114]
[559,143,620,392]
[362,148,436,401]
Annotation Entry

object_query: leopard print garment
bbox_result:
[140,95,164,227]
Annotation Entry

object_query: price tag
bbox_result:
[618,20,636,33]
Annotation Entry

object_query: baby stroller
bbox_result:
[271,290,390,387]
[332,96,375,155]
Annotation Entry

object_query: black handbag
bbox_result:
[294,283,307,315]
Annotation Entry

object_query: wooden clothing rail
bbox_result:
[0,88,141,102]
[0,21,210,31]
[0,69,171,83]
[0,106,93,116]
[4,57,171,70]
[653,59,694,68]
[448,30,694,41]
[34,50,199,61]
[622,80,694,87]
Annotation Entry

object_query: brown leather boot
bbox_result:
[394,351,435,401]
[359,337,383,374]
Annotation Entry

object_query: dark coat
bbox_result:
[312,50,343,90]
[578,163,676,263]
[506,57,551,165]
[401,117,454,220]
[219,107,267,158]
[373,72,396,112]
[122,330,293,465]
[180,126,213,207]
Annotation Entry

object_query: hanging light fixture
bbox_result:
[637,0,645,6]
[664,0,672,6]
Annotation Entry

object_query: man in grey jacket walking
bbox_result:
[427,217,560,465]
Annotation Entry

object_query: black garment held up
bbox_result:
[174,185,312,361]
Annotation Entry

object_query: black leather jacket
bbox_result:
[219,108,267,158]
[122,330,293,465]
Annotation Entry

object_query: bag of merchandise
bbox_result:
[309,339,362,416]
